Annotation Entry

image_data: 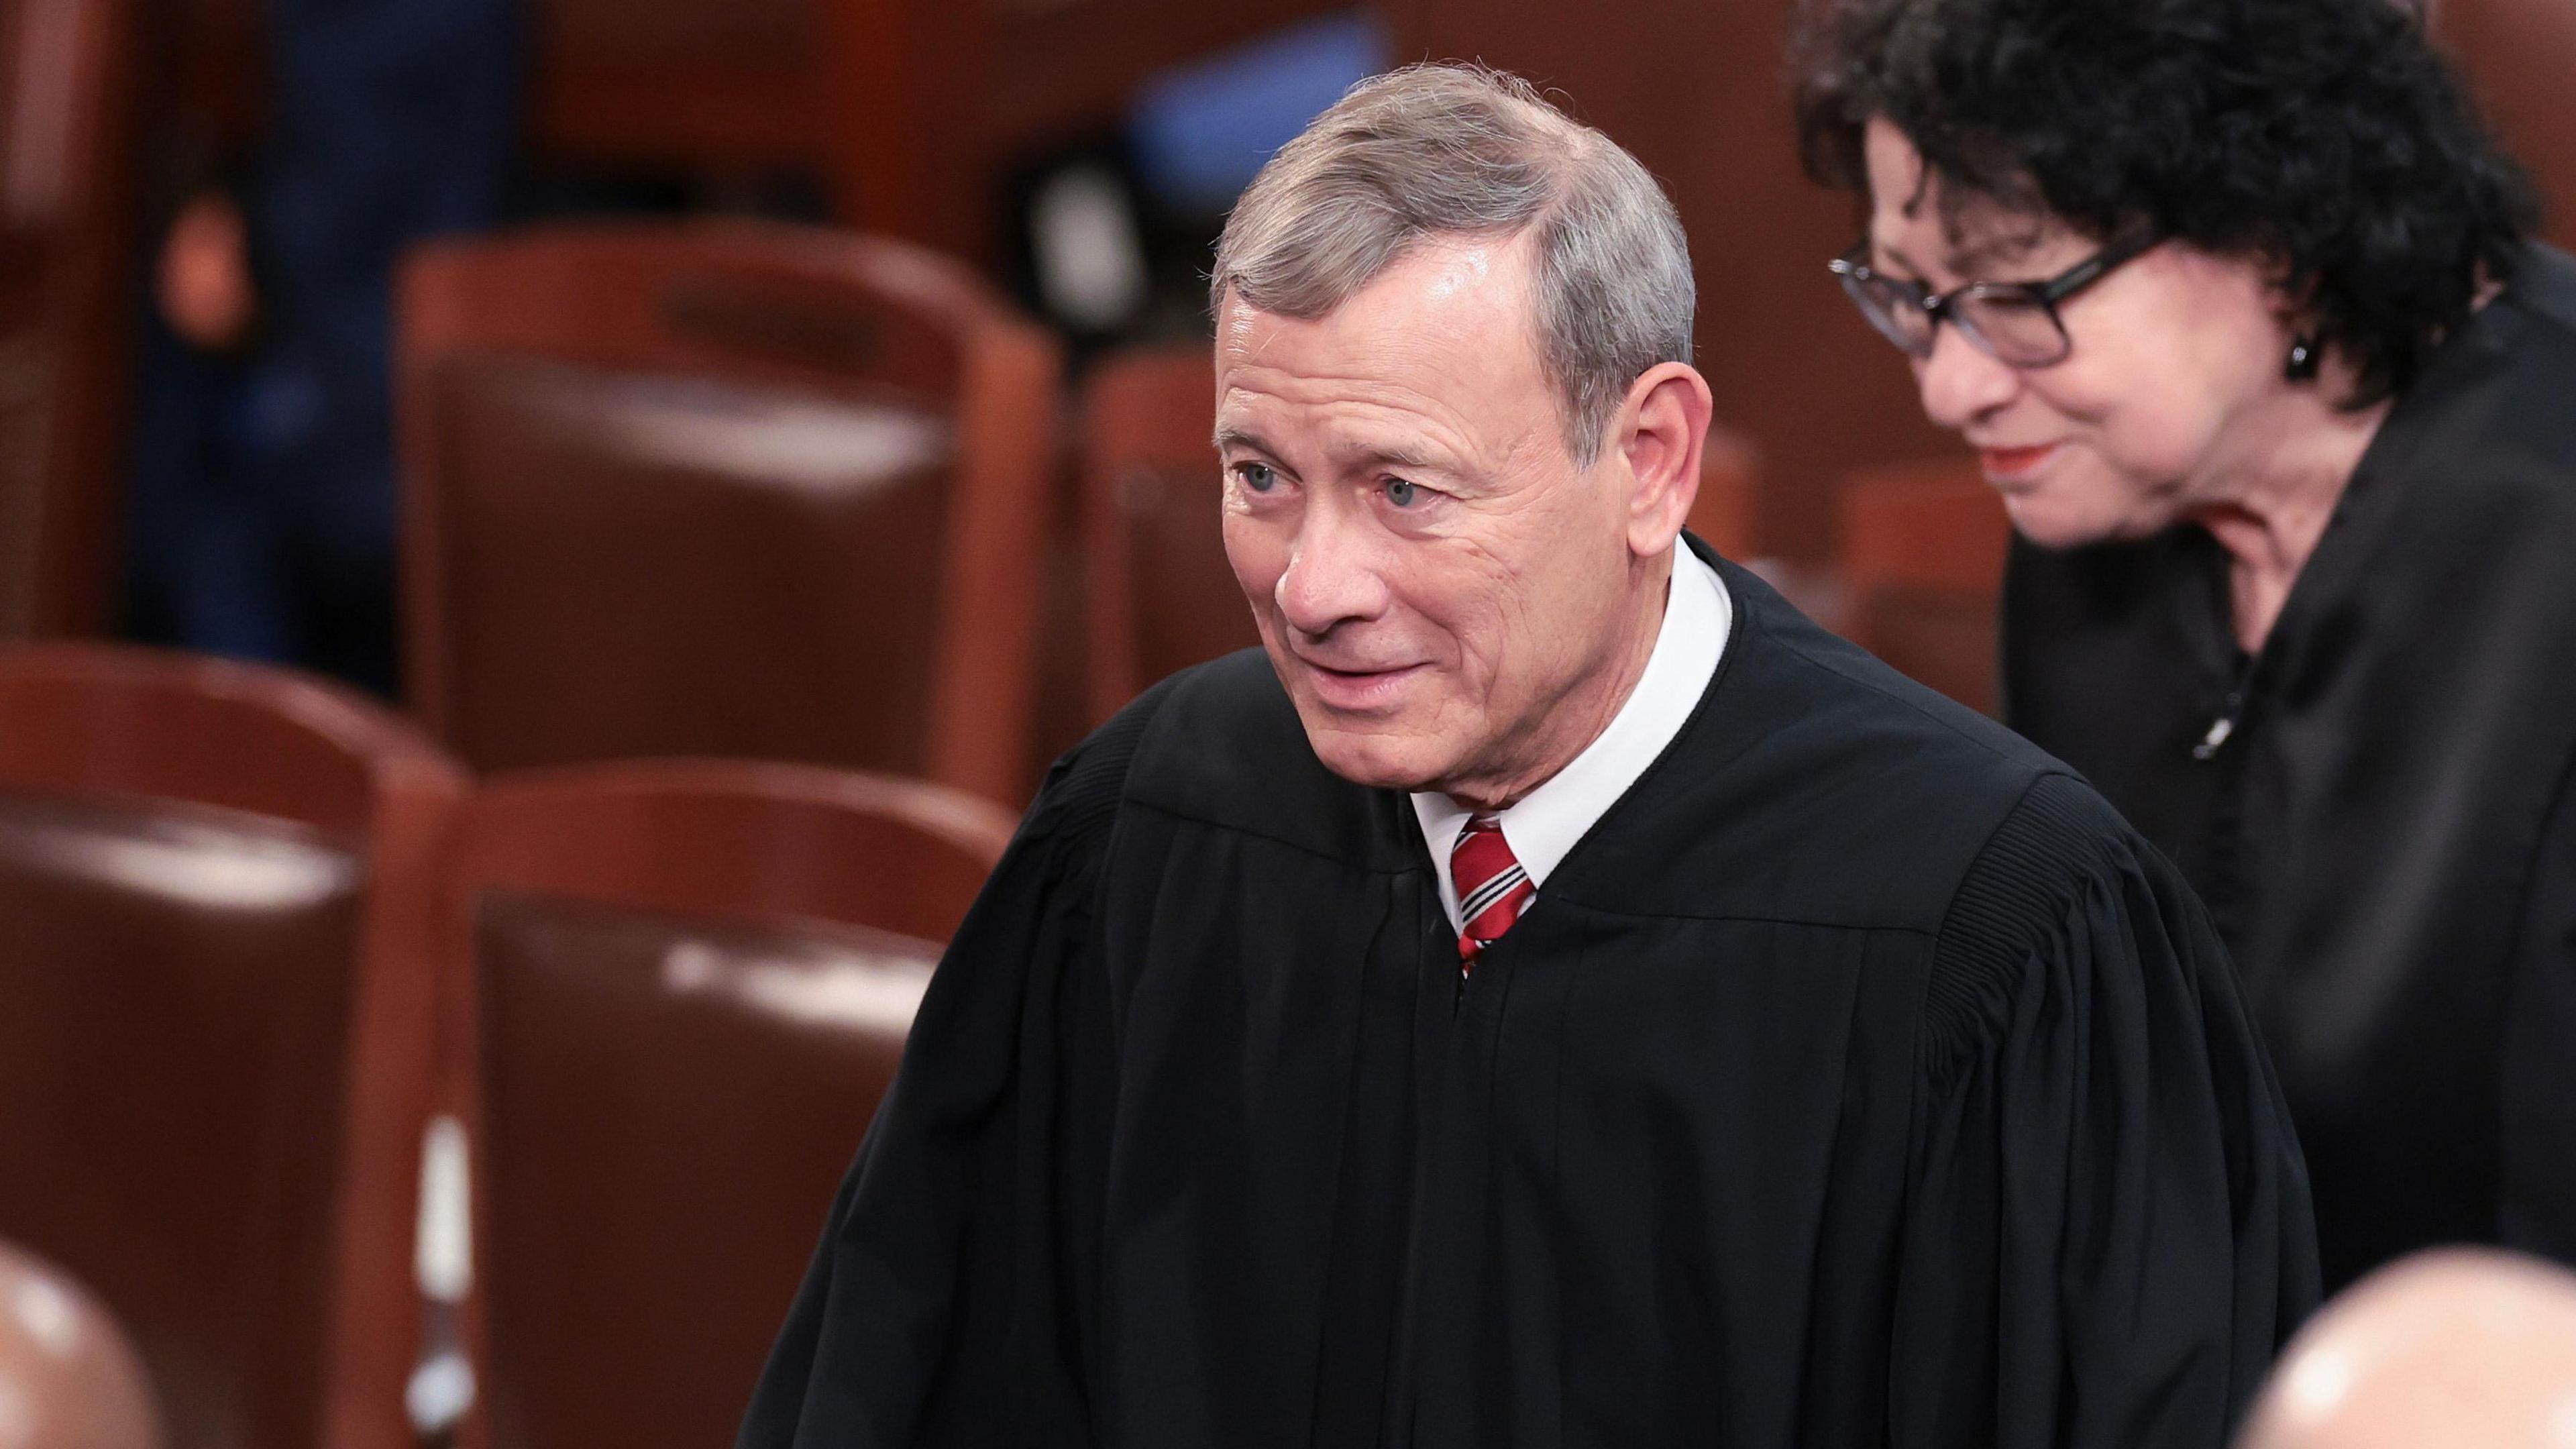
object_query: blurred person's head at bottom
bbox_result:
[0,1239,162,1449]
[2241,1248,2576,1449]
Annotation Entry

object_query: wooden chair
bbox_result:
[1077,345,1244,724]
[0,0,144,636]
[434,759,1016,1449]
[1077,341,1769,722]
[0,641,468,1449]
[1833,457,2013,714]
[397,220,1061,807]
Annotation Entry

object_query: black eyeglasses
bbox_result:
[1828,232,2160,368]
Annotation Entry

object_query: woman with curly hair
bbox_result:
[1797,0,2573,1292]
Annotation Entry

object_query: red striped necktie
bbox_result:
[1452,812,1535,971]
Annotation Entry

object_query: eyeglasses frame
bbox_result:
[1828,231,2162,368]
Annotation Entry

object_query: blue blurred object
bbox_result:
[1128,11,1391,214]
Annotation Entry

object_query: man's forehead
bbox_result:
[1211,367,1487,474]
[1218,235,1539,358]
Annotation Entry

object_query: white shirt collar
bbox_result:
[1410,547,1731,930]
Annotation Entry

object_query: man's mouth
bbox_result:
[1296,659,1428,710]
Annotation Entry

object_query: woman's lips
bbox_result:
[1979,443,2061,480]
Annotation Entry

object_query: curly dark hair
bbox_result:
[1793,0,2538,405]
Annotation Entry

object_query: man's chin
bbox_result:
[1295,715,1456,794]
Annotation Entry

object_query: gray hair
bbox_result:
[1210,63,1696,467]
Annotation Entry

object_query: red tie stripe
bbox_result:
[1452,812,1534,970]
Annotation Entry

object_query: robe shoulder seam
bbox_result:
[1026,672,1185,844]
[1919,770,2118,1077]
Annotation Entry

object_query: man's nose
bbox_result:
[1914,324,2022,431]
[1275,504,1393,639]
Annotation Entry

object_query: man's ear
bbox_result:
[1613,362,1715,559]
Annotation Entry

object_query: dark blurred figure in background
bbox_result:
[125,0,517,696]
[1796,0,2573,1291]
[0,1237,164,1449]
[2238,1248,2576,1449]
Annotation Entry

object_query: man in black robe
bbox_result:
[740,64,2316,1449]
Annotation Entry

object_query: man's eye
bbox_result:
[1384,478,1420,508]
[1237,462,1277,493]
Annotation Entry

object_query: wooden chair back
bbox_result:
[0,0,142,635]
[397,221,1061,806]
[1077,344,1247,723]
[0,642,466,1449]
[1834,457,2013,714]
[437,759,1014,1449]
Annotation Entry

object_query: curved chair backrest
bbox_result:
[398,220,1061,807]
[439,759,1014,1449]
[1078,343,1248,723]
[0,642,466,1449]
[0,1236,166,1449]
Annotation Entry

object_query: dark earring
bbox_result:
[2284,334,2320,381]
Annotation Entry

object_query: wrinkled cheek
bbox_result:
[1444,596,1532,720]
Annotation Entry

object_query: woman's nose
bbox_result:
[1913,324,2023,431]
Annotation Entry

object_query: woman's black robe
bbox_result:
[741,547,2316,1449]
[2006,243,2576,1293]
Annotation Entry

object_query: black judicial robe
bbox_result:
[742,546,2316,1449]
[2005,244,2576,1293]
